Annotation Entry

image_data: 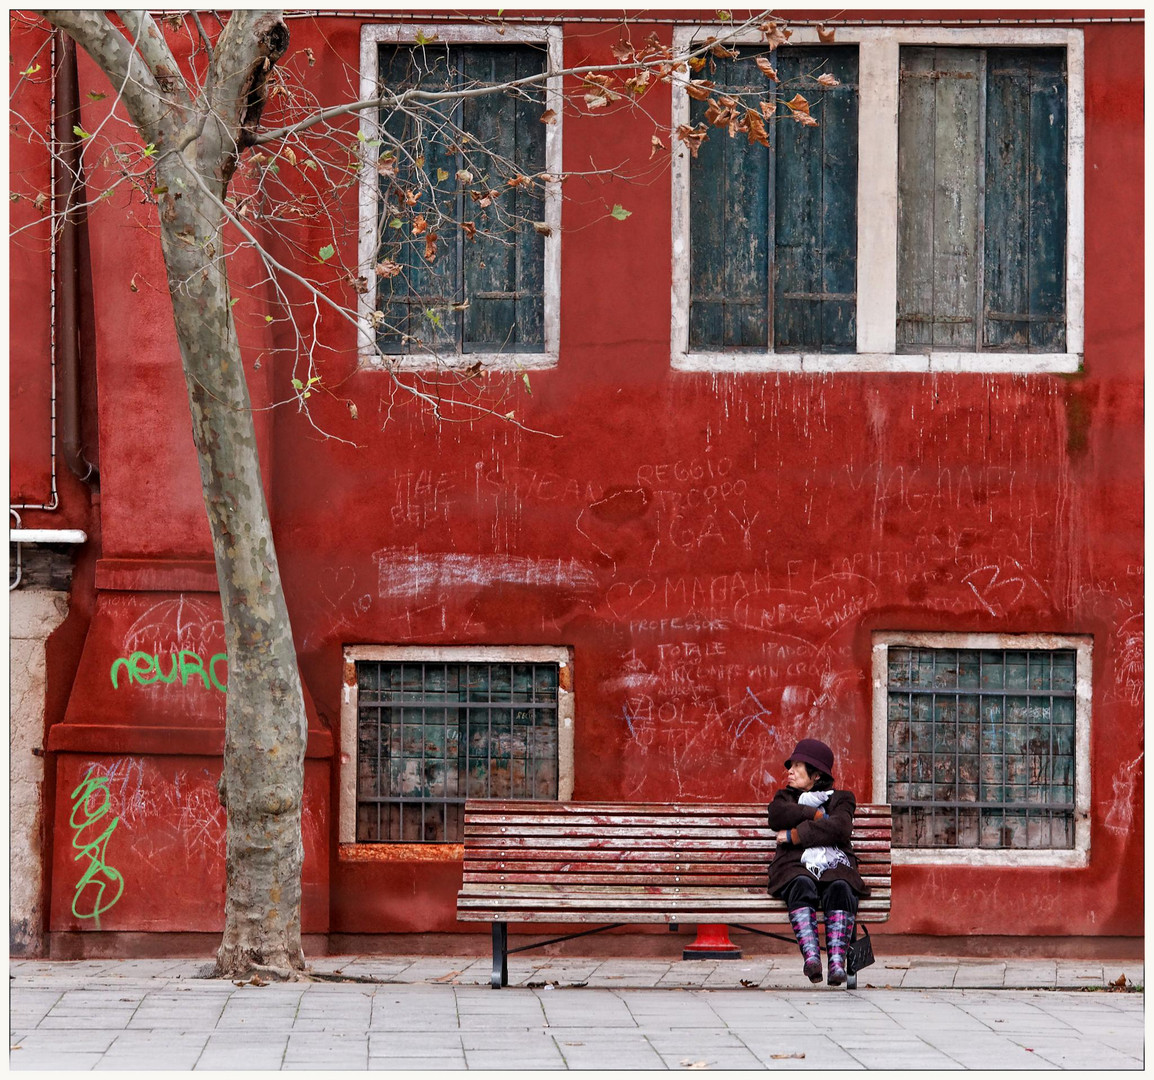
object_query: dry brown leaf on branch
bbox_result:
[375,260,402,278]
[506,174,532,188]
[411,214,428,236]
[611,38,636,62]
[685,79,715,101]
[583,73,621,109]
[817,25,837,43]
[745,109,769,146]
[539,108,558,125]
[676,123,709,157]
[462,222,476,241]
[625,70,651,95]
[687,55,707,72]
[423,232,438,261]
[531,221,553,236]
[702,36,738,59]
[402,188,419,206]
[760,21,792,49]
[817,72,841,88]
[755,56,779,81]
[785,93,819,126]
[650,133,666,158]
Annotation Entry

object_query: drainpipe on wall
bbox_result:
[52,29,96,486]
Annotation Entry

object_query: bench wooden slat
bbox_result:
[458,800,892,985]
[466,801,892,817]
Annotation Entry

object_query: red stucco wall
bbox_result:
[13,11,1143,948]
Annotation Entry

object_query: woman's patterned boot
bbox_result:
[788,907,823,983]
[825,910,855,986]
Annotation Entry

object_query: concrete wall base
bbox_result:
[10,589,70,958]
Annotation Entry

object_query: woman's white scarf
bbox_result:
[798,790,852,878]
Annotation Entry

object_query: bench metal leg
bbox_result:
[491,922,509,989]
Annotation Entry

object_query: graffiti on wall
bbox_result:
[110,650,228,692]
[70,767,124,927]
[107,595,229,692]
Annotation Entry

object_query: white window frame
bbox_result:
[339,644,575,848]
[871,631,1092,868]
[671,25,1084,374]
[357,24,563,371]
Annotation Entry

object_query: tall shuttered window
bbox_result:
[375,44,547,356]
[689,46,858,352]
[897,47,1067,353]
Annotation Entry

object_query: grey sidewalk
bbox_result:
[10,955,1144,1070]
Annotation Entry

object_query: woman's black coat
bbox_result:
[766,787,869,897]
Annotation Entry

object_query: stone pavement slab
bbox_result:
[8,956,1144,1071]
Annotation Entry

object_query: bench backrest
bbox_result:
[460,800,891,921]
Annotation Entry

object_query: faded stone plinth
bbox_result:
[10,588,69,956]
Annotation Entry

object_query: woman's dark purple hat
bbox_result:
[785,738,835,780]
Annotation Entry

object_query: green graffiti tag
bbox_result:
[70,768,125,928]
[109,650,228,692]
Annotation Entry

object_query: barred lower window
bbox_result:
[355,659,560,842]
[885,646,1076,849]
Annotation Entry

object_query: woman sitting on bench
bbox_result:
[767,738,869,986]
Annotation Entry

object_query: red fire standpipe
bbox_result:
[682,923,742,960]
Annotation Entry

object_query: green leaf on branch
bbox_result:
[717,10,732,20]
[22,63,41,76]
[414,30,438,46]
[291,377,304,389]
[142,143,156,157]
[87,90,106,101]
[318,244,335,262]
[610,204,632,221]
[521,373,532,395]
[72,125,91,139]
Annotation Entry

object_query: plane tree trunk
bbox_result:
[44,9,307,980]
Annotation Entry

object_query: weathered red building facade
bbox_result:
[10,8,1143,958]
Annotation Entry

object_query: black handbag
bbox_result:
[846,923,875,974]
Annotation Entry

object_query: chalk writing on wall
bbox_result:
[1104,753,1143,838]
[110,650,228,692]
[70,767,124,927]
[124,596,225,655]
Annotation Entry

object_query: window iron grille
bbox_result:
[355,660,560,842]
[886,647,1076,849]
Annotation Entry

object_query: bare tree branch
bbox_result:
[43,9,175,146]
[114,10,193,110]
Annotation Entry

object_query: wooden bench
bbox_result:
[457,799,892,988]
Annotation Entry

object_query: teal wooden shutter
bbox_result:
[688,49,771,349]
[688,46,858,352]
[897,48,983,351]
[377,46,461,354]
[984,49,1066,352]
[774,46,858,351]
[898,46,1067,354]
[377,44,546,355]
[461,46,546,353]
